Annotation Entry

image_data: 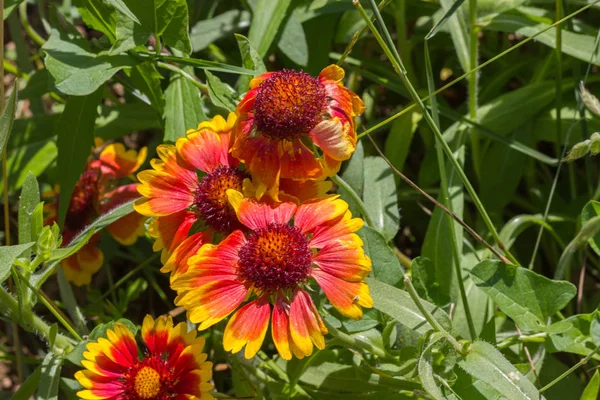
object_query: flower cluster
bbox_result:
[44,141,147,286]
[134,65,371,361]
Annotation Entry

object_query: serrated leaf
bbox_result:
[358,226,403,287]
[367,277,451,334]
[37,352,62,400]
[43,28,138,96]
[459,341,543,400]
[0,242,35,283]
[235,33,266,91]
[18,173,40,260]
[155,54,256,75]
[205,71,238,112]
[363,157,400,240]
[56,88,103,227]
[470,260,576,332]
[163,68,207,142]
[248,0,292,57]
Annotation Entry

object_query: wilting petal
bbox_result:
[288,290,327,358]
[293,195,348,235]
[313,238,371,281]
[309,119,355,161]
[312,269,373,319]
[227,190,297,230]
[279,139,323,180]
[223,298,270,359]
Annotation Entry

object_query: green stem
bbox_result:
[331,175,375,228]
[404,277,465,355]
[323,319,395,361]
[19,2,45,47]
[355,0,600,140]
[156,61,208,91]
[0,287,75,350]
[357,0,518,265]
[257,351,310,396]
[468,0,481,180]
[394,0,416,85]
[539,345,600,392]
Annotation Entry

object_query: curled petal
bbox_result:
[312,269,373,320]
[223,298,271,359]
[309,119,355,162]
[232,134,281,200]
[288,290,327,358]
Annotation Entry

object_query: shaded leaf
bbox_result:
[190,10,251,52]
[0,242,35,283]
[11,365,41,400]
[581,200,600,256]
[248,0,292,57]
[130,62,164,117]
[363,156,400,239]
[0,83,17,158]
[470,260,576,332]
[581,370,600,400]
[547,312,600,358]
[418,332,446,400]
[206,71,238,112]
[56,88,103,227]
[556,216,600,279]
[18,173,40,260]
[74,0,117,42]
[37,352,62,400]
[412,256,450,307]
[278,13,308,66]
[163,68,206,142]
[358,226,403,287]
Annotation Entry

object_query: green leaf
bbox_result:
[37,352,63,400]
[363,157,400,239]
[0,242,35,283]
[581,200,600,256]
[339,140,364,217]
[0,140,57,196]
[66,318,137,366]
[278,13,308,66]
[95,102,162,140]
[116,0,191,54]
[105,0,139,24]
[43,28,138,96]
[358,226,403,287]
[74,0,117,42]
[56,88,103,227]
[235,33,267,91]
[499,214,562,251]
[11,365,41,400]
[0,83,17,159]
[470,260,576,332]
[191,10,251,52]
[438,0,470,72]
[366,277,451,334]
[18,173,40,260]
[163,69,207,142]
[48,229,96,262]
[57,267,88,334]
[248,0,292,57]
[459,341,543,400]
[581,370,600,400]
[383,108,421,178]
[426,0,466,40]
[482,9,600,66]
[205,71,238,112]
[556,216,600,280]
[412,256,450,307]
[130,62,164,117]
[418,332,446,400]
[548,312,600,358]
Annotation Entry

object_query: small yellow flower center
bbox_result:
[134,366,161,399]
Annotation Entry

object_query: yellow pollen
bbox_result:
[134,366,161,399]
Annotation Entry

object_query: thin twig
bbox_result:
[366,133,511,263]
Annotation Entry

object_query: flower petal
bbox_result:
[147,210,199,262]
[176,125,234,173]
[62,241,104,286]
[309,119,355,161]
[227,190,297,230]
[272,297,292,360]
[223,298,271,359]
[232,134,281,200]
[279,139,323,180]
[278,178,332,203]
[312,269,373,319]
[293,195,348,235]
[318,64,345,82]
[313,238,371,281]
[98,142,147,179]
[288,290,327,358]
[161,231,212,281]
[309,210,364,249]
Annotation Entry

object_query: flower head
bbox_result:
[135,114,247,262]
[44,142,147,286]
[75,315,213,400]
[233,65,365,200]
[171,193,372,360]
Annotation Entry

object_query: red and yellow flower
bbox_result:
[74,315,213,400]
[232,65,365,200]
[134,114,247,264]
[171,193,372,360]
[44,142,147,286]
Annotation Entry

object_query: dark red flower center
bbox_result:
[64,168,100,233]
[194,165,248,233]
[238,223,312,293]
[122,355,177,400]
[253,70,327,141]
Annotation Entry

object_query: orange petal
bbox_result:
[313,239,371,281]
[176,128,234,174]
[249,72,276,89]
[227,190,297,230]
[62,242,104,286]
[312,269,373,319]
[107,211,147,246]
[309,210,364,249]
[161,231,212,281]
[309,119,355,162]
[232,135,281,200]
[293,195,348,235]
[318,64,345,82]
[98,143,147,179]
[272,297,292,360]
[278,178,332,203]
[223,298,270,359]
[279,139,323,180]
